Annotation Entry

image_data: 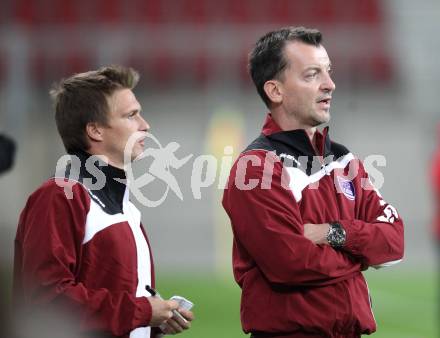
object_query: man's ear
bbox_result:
[86,122,104,142]
[263,80,283,105]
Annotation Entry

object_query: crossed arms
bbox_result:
[222,150,404,287]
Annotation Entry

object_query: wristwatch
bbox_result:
[326,222,346,248]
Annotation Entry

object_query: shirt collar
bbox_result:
[261,113,331,157]
[71,150,128,213]
[261,113,283,136]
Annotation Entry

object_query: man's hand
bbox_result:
[148,297,179,327]
[160,308,194,335]
[303,223,330,245]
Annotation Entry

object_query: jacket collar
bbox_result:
[261,113,332,157]
[71,150,128,214]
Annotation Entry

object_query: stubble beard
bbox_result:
[307,107,330,127]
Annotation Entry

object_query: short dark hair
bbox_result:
[50,65,140,153]
[249,26,322,107]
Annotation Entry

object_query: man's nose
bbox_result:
[139,116,150,132]
[321,72,336,93]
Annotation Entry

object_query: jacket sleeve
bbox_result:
[13,180,152,336]
[339,160,404,268]
[222,150,362,287]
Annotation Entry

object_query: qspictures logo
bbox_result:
[55,132,388,207]
[124,132,193,207]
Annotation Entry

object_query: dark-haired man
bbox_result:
[14,65,193,338]
[223,27,404,337]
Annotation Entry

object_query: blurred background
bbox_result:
[1,0,439,337]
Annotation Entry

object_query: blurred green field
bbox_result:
[157,268,438,338]
[1,266,437,337]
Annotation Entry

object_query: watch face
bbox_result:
[328,224,346,247]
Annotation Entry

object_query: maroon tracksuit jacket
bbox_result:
[222,114,404,337]
[14,151,156,337]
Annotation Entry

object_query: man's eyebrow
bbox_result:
[124,107,141,115]
[302,65,321,72]
[303,63,332,71]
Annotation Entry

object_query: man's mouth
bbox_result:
[138,137,146,146]
[317,96,332,104]
[317,97,332,109]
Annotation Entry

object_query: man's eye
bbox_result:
[306,72,317,79]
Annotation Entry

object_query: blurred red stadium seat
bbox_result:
[182,0,207,25]
[13,0,37,26]
[9,0,392,87]
[97,0,122,23]
[265,0,295,25]
[308,0,337,24]
[226,0,251,23]
[53,0,79,25]
[131,0,163,24]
